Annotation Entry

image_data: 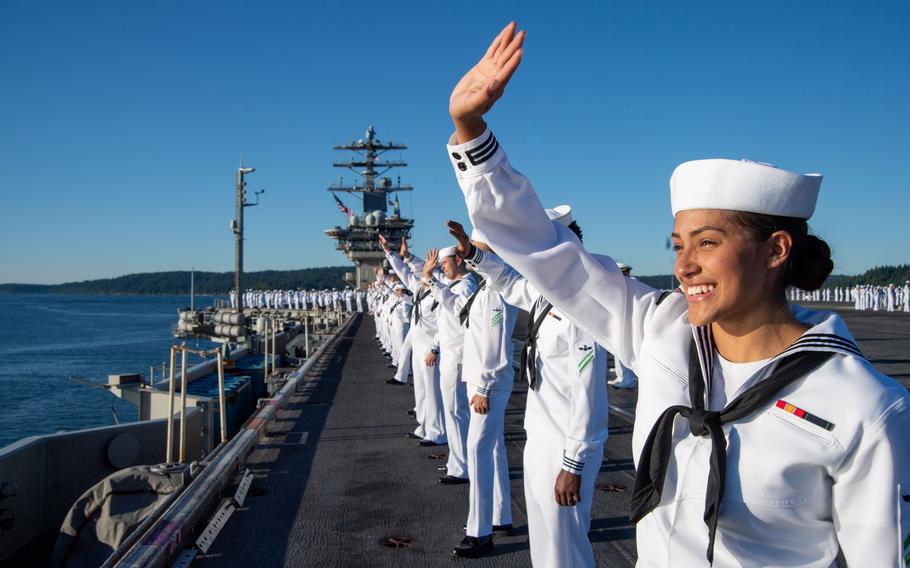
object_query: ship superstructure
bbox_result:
[324,127,414,289]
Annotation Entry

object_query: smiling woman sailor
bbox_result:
[445,22,910,568]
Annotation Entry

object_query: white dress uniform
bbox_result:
[458,281,516,539]
[448,128,910,567]
[389,288,412,367]
[393,328,413,384]
[466,248,609,567]
[427,267,478,480]
[904,283,910,312]
[387,252,446,443]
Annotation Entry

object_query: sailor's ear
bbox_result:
[766,230,793,269]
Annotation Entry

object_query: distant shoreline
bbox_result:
[2,264,907,295]
[0,267,352,295]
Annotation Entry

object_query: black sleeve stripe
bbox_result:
[465,133,499,166]
[469,139,499,166]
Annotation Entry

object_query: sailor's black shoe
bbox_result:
[385,378,404,384]
[407,409,416,417]
[407,433,421,439]
[439,475,469,485]
[452,535,493,558]
[419,439,444,447]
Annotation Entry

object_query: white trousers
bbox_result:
[524,433,603,567]
[393,331,412,384]
[439,350,470,479]
[466,387,512,537]
[412,341,445,443]
[390,320,408,367]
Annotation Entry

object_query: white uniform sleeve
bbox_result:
[427,276,472,314]
[448,129,664,372]
[473,292,512,396]
[405,253,426,270]
[386,252,423,294]
[832,397,910,567]
[562,325,610,474]
[466,248,538,312]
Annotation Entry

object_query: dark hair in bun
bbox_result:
[729,212,833,291]
[568,220,584,242]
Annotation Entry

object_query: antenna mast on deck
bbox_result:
[233,163,264,314]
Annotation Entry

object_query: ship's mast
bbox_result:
[328,126,412,213]
[324,127,415,290]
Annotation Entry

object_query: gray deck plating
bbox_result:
[196,305,909,567]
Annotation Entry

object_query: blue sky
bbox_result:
[1,0,907,284]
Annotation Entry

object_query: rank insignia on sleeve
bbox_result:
[577,348,595,375]
[775,400,835,431]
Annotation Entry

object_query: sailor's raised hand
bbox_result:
[446,220,474,259]
[378,234,390,253]
[423,248,439,279]
[400,237,409,259]
[450,22,525,143]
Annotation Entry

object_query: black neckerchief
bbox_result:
[458,278,486,328]
[629,326,851,564]
[518,297,553,388]
[413,288,429,324]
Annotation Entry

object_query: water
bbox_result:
[0,293,222,449]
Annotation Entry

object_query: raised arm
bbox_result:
[448,220,538,311]
[446,24,671,370]
[380,235,423,294]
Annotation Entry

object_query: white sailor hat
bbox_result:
[670,159,823,219]
[545,204,573,226]
[616,262,631,272]
[439,246,458,258]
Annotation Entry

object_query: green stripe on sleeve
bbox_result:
[577,352,594,374]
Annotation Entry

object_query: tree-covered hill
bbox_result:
[0,267,351,295]
[2,264,907,296]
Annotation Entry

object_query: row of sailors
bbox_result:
[787,283,910,312]
[365,216,622,564]
[228,288,365,312]
[368,23,909,567]
[359,24,910,562]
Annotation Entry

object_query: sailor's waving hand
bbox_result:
[422,248,439,280]
[449,22,525,144]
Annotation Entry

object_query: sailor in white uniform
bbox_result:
[382,236,447,444]
[449,215,609,567]
[446,23,910,567]
[430,232,516,558]
[904,281,910,312]
[388,284,413,370]
[423,246,477,483]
